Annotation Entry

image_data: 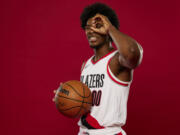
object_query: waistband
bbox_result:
[80,114,125,135]
[81,113,104,129]
[79,126,125,135]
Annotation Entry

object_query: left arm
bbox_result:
[90,14,142,69]
[108,25,141,69]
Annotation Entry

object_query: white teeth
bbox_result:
[89,37,97,42]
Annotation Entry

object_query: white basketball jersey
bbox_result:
[78,50,133,135]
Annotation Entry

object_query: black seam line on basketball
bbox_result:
[82,84,91,98]
[74,82,86,118]
[59,106,82,112]
[58,95,92,104]
[74,83,86,117]
[64,83,89,98]
[79,106,88,114]
[82,82,91,98]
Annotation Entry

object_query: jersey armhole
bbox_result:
[107,57,132,87]
[81,60,87,73]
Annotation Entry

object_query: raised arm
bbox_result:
[108,25,142,69]
[90,14,143,69]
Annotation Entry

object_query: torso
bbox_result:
[78,50,132,128]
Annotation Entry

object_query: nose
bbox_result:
[85,28,94,35]
[85,25,94,34]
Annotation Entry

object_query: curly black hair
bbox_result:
[80,2,119,30]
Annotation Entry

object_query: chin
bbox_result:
[89,42,104,49]
[90,45,99,49]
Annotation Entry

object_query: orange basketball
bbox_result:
[54,80,92,118]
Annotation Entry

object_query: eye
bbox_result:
[96,23,102,28]
[95,17,101,21]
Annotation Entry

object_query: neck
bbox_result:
[93,42,114,62]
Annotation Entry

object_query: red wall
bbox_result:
[1,0,179,135]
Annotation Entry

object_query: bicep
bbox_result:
[119,42,143,69]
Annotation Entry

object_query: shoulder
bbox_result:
[81,61,86,71]
[109,52,128,74]
[80,55,93,73]
[108,51,132,82]
[111,43,143,69]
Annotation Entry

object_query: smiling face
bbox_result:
[85,17,109,49]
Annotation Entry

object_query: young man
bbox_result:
[78,2,143,135]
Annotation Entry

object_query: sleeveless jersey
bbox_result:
[78,50,133,135]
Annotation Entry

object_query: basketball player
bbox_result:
[54,2,143,135]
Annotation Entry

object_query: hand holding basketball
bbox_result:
[52,82,63,102]
[53,80,92,118]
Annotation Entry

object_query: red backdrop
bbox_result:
[1,0,179,135]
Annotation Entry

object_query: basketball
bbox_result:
[54,80,92,118]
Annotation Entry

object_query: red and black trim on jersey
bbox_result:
[107,58,131,87]
[81,113,123,135]
[81,113,104,129]
[91,49,116,64]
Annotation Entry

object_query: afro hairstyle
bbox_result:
[80,2,119,30]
